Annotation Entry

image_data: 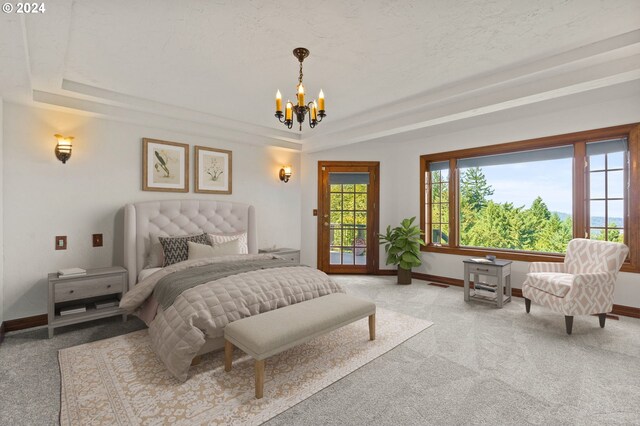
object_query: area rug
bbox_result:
[59,308,432,425]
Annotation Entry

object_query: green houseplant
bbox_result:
[379,217,425,284]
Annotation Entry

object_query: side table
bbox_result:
[463,259,512,308]
[48,266,128,338]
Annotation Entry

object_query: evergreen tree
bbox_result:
[460,167,494,245]
[460,167,494,211]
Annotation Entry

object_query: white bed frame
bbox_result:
[123,199,258,358]
[124,199,258,291]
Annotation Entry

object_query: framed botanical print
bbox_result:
[142,138,189,192]
[195,146,232,194]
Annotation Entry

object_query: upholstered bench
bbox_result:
[224,293,376,399]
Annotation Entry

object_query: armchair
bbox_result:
[522,238,628,334]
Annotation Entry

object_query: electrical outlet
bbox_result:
[92,234,103,247]
[313,209,318,216]
[55,236,67,250]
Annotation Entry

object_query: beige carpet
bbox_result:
[59,308,432,425]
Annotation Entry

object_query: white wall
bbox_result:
[2,103,301,320]
[0,100,4,324]
[300,91,640,308]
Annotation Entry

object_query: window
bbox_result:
[419,124,640,272]
[457,146,574,253]
[427,161,450,245]
[586,139,627,243]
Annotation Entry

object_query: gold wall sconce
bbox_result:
[279,165,292,183]
[54,134,73,164]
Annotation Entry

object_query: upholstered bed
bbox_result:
[121,200,343,380]
[124,199,259,290]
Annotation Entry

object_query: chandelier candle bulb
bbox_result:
[275,90,282,112]
[285,101,293,120]
[318,90,325,111]
[297,85,305,107]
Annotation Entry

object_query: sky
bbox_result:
[463,155,624,220]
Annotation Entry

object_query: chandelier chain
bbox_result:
[298,60,304,86]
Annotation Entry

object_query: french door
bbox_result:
[317,161,380,274]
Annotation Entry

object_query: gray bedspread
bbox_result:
[120,254,344,381]
[153,258,299,309]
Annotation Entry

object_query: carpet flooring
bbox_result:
[1,275,639,425]
[59,309,431,425]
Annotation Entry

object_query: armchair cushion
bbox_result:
[528,262,565,273]
[525,273,574,298]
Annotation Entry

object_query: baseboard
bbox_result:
[611,304,640,319]
[378,270,640,319]
[5,272,640,333]
[4,314,48,332]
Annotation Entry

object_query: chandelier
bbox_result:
[275,47,325,131]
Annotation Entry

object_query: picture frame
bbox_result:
[195,146,232,194]
[142,138,189,192]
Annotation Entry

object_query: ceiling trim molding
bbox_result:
[303,30,640,148]
[32,90,302,151]
[303,70,640,153]
[60,79,300,143]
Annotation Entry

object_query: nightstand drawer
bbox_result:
[55,275,123,302]
[467,264,498,276]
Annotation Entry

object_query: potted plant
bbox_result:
[379,217,425,284]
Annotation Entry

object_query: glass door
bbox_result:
[318,162,379,274]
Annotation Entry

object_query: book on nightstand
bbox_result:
[95,300,119,310]
[58,267,87,278]
[59,305,87,316]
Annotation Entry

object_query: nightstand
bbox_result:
[48,266,128,338]
[259,248,300,263]
[463,259,512,308]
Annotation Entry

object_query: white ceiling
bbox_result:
[1,0,640,151]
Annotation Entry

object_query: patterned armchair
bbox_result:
[522,238,628,334]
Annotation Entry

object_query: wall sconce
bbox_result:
[279,165,292,183]
[54,134,73,164]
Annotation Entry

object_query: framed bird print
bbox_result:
[142,138,189,192]
[195,146,232,194]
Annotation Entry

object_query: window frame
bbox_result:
[419,123,640,273]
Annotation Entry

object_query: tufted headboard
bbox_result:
[124,200,257,290]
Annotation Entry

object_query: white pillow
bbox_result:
[188,240,243,260]
[145,234,164,269]
[208,232,248,254]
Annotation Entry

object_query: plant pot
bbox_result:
[397,267,412,285]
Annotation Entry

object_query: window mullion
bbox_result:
[573,142,587,239]
[449,158,458,247]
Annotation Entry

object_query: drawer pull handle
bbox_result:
[107,285,112,288]
[69,290,74,294]
[477,268,489,272]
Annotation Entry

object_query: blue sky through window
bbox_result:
[464,158,574,216]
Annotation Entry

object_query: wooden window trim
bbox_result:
[419,123,640,273]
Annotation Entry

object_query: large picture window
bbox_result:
[420,124,639,272]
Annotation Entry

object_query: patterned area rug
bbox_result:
[59,308,432,425]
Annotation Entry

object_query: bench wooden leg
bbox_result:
[224,340,234,372]
[369,313,376,341]
[191,355,202,366]
[255,359,265,399]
